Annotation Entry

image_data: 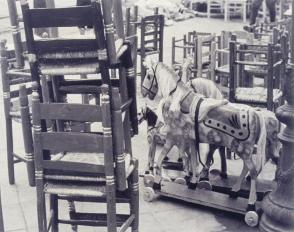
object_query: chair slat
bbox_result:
[41,132,103,153]
[29,7,94,28]
[34,39,99,54]
[39,103,102,122]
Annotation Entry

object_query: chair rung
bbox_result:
[64,212,130,227]
[13,153,26,163]
[236,61,268,66]
[120,99,133,112]
[119,214,135,232]
[10,111,21,118]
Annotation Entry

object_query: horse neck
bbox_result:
[157,63,181,98]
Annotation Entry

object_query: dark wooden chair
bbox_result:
[29,84,138,232]
[138,13,164,84]
[20,0,138,135]
[229,39,286,111]
[0,40,35,186]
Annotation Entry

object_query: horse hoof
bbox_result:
[210,169,221,176]
[174,177,186,185]
[244,210,259,227]
[198,181,212,191]
[163,156,169,161]
[229,190,239,199]
[199,177,209,182]
[177,158,183,163]
[246,175,251,182]
[188,182,197,190]
[184,175,191,184]
[220,172,228,179]
[143,187,156,202]
[144,174,155,187]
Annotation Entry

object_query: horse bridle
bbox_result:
[142,63,159,98]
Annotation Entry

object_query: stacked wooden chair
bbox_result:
[0,0,59,186]
[20,0,139,231]
[172,31,216,79]
[228,33,288,111]
[138,10,164,83]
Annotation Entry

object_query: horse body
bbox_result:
[142,60,280,208]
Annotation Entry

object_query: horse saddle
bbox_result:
[204,104,250,141]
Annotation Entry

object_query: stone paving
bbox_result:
[0,1,278,231]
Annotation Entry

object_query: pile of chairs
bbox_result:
[1,0,139,231]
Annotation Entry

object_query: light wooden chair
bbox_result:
[229,39,286,111]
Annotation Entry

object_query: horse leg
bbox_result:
[219,146,228,179]
[146,138,156,174]
[230,162,249,198]
[187,140,199,189]
[244,158,258,210]
[199,144,217,181]
[153,139,174,188]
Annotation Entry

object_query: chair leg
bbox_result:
[36,181,46,232]
[0,188,5,232]
[6,118,15,185]
[68,200,78,232]
[50,194,58,232]
[130,159,139,232]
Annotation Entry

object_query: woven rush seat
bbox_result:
[215,64,229,74]
[52,152,131,173]
[235,87,282,103]
[244,65,267,75]
[40,61,100,75]
[44,182,106,197]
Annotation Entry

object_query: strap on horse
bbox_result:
[194,98,205,167]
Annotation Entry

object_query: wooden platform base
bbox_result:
[157,181,261,215]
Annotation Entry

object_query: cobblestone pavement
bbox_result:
[0,1,276,231]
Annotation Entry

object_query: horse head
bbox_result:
[138,104,160,132]
[141,56,159,100]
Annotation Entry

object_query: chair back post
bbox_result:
[111,88,127,191]
[101,85,117,232]
[267,44,274,110]
[7,0,24,68]
[101,0,119,65]
[209,41,216,81]
[0,41,11,120]
[229,41,236,102]
[21,0,43,98]
[19,84,35,186]
[113,0,125,39]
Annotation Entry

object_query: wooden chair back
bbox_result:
[139,14,164,83]
[229,40,286,111]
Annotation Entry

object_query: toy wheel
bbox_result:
[143,187,156,202]
[198,180,212,191]
[245,211,259,227]
[144,174,155,187]
[174,177,186,185]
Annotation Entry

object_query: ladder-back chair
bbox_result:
[20,0,138,136]
[138,13,164,84]
[29,84,138,232]
[229,40,286,111]
[0,40,35,186]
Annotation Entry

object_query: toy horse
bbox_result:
[141,59,281,212]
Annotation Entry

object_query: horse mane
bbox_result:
[160,62,180,80]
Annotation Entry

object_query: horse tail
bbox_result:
[255,110,267,174]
